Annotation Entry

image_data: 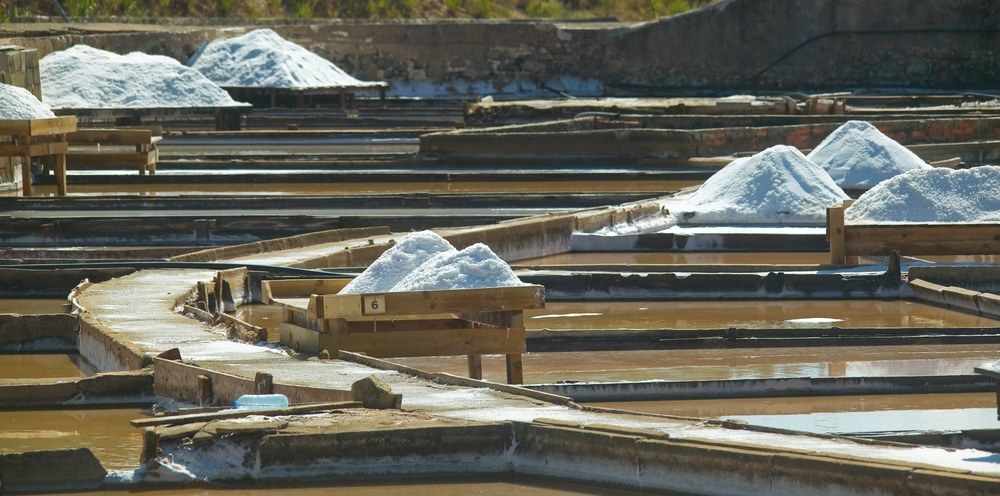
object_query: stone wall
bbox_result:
[0,0,997,98]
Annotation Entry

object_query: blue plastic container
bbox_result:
[232,393,289,410]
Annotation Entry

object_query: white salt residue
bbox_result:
[676,145,849,226]
[784,317,844,324]
[846,166,1000,223]
[40,45,244,109]
[807,120,931,190]
[0,83,54,119]
[339,231,456,294]
[532,313,602,319]
[189,28,385,90]
[391,243,526,292]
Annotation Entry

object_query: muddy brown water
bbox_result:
[0,353,94,379]
[589,392,1000,434]
[25,179,697,196]
[43,476,677,495]
[0,407,148,470]
[391,343,1000,384]
[517,251,831,265]
[0,298,67,314]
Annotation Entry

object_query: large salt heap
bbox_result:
[846,166,1000,223]
[676,145,849,225]
[188,28,385,90]
[807,120,931,190]
[392,243,527,292]
[40,45,245,109]
[0,83,54,119]
[339,231,456,294]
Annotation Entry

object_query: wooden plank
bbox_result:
[129,401,362,427]
[827,200,849,265]
[265,278,351,302]
[66,150,155,168]
[0,141,68,156]
[315,285,545,319]
[340,317,478,333]
[27,116,77,136]
[54,149,66,196]
[68,128,153,145]
[845,224,1000,242]
[331,326,526,357]
[0,119,32,134]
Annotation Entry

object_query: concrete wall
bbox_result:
[1,0,997,98]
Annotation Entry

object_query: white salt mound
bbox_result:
[677,145,849,225]
[846,166,1000,223]
[0,83,54,119]
[807,120,931,190]
[339,231,456,294]
[40,45,244,109]
[391,243,526,292]
[189,28,385,90]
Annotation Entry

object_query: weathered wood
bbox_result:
[0,141,69,156]
[467,354,483,380]
[328,326,526,357]
[314,285,545,319]
[264,278,351,304]
[129,401,362,427]
[68,129,154,145]
[827,200,849,265]
[0,116,76,135]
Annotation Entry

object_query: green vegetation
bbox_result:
[9,0,717,21]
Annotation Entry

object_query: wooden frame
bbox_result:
[64,128,161,175]
[0,116,77,196]
[264,278,545,384]
[828,199,1000,264]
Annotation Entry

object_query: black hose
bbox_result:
[0,261,356,278]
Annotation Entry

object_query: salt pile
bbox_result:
[339,231,456,294]
[0,83,54,119]
[392,243,526,292]
[676,145,849,225]
[846,166,1000,223]
[807,120,931,190]
[189,28,385,90]
[40,45,244,109]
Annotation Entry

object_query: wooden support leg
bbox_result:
[255,372,274,395]
[55,151,67,196]
[139,428,158,464]
[828,202,846,265]
[20,154,31,197]
[467,354,483,380]
[196,374,212,406]
[995,378,1000,421]
[506,354,523,384]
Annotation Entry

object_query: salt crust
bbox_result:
[0,83,55,119]
[846,166,1000,223]
[339,231,456,294]
[808,120,931,190]
[40,44,243,109]
[676,145,849,225]
[392,242,526,292]
[188,28,385,90]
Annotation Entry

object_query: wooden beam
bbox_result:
[129,401,363,427]
[827,200,851,265]
[315,285,545,319]
[68,128,153,145]
[331,326,525,358]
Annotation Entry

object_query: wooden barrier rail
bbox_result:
[828,199,1000,264]
[64,127,161,175]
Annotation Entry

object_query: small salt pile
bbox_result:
[40,45,244,109]
[188,28,385,90]
[677,145,849,225]
[391,243,526,292]
[807,120,931,190]
[0,83,55,119]
[339,231,456,294]
[846,166,1000,223]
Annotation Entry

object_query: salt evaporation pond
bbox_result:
[0,83,54,119]
[847,165,1000,223]
[808,120,931,190]
[675,144,848,226]
[189,28,386,90]
[40,45,244,109]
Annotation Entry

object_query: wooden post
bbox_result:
[140,428,158,464]
[19,152,31,196]
[255,372,274,395]
[506,354,523,384]
[828,199,852,265]
[196,374,212,406]
[467,354,483,380]
[54,136,67,196]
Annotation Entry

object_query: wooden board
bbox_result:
[262,278,352,304]
[0,116,76,136]
[312,285,545,319]
[0,141,69,156]
[68,128,154,145]
[66,150,156,168]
